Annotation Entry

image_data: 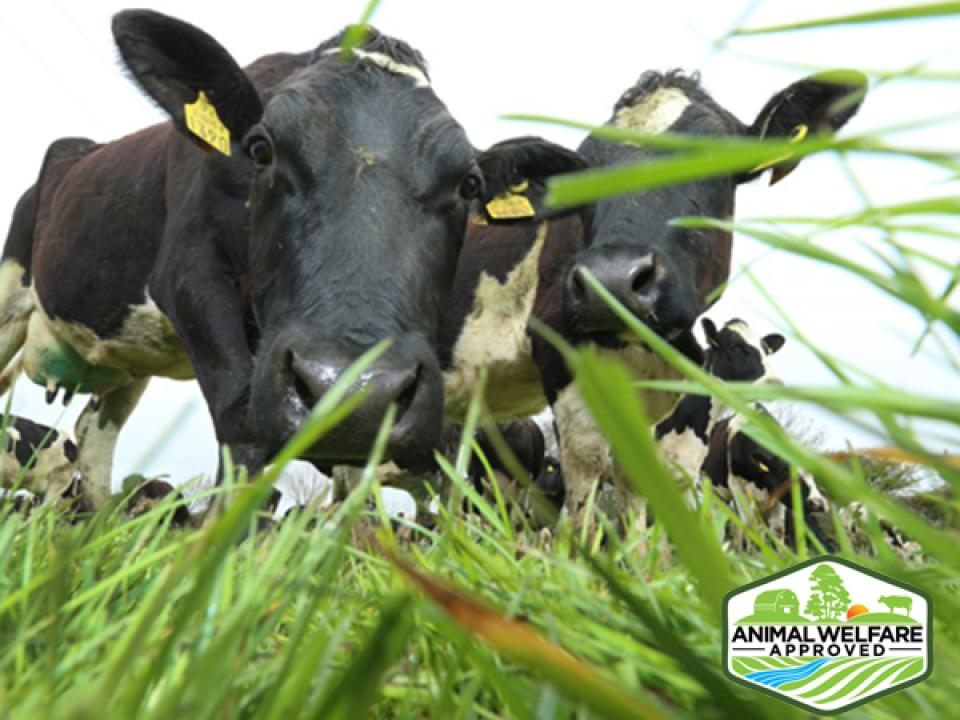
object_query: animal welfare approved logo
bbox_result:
[722,556,931,714]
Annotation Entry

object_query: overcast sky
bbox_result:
[2,0,958,488]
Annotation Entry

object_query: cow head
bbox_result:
[565,69,867,350]
[701,317,784,384]
[113,11,584,468]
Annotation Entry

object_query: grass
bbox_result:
[2,2,960,719]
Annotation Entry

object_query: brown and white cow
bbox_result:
[0,11,584,509]
[439,70,865,531]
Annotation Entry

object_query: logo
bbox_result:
[723,556,932,714]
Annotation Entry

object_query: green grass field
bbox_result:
[2,3,960,719]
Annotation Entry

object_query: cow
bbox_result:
[656,317,784,504]
[122,474,195,528]
[0,11,586,511]
[701,410,830,550]
[0,415,78,499]
[438,69,866,532]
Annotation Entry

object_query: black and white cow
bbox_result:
[0,11,584,509]
[656,317,784,502]
[0,415,78,499]
[439,69,865,531]
[702,411,830,549]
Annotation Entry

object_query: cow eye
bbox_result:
[246,136,274,168]
[459,169,484,200]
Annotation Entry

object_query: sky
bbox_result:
[1,0,959,489]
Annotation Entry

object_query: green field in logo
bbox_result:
[722,556,932,714]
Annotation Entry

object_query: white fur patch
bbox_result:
[614,88,690,134]
[553,383,612,517]
[444,224,548,420]
[324,47,429,88]
[658,428,707,483]
[531,408,559,459]
[553,345,684,524]
[20,287,192,392]
[0,262,35,394]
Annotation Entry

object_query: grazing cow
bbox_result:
[0,11,585,509]
[439,69,866,531]
[469,416,566,526]
[878,595,912,616]
[656,317,784,502]
[702,411,830,549]
[0,415,78,498]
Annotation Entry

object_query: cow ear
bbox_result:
[739,70,867,185]
[762,333,786,355]
[113,10,263,155]
[701,317,720,347]
[476,137,587,222]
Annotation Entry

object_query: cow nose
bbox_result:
[286,349,421,426]
[258,331,444,467]
[565,253,660,333]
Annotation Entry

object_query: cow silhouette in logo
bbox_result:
[878,595,912,617]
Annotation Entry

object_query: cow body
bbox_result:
[440,70,865,531]
[702,411,829,549]
[0,415,78,498]
[0,12,584,509]
[656,317,784,502]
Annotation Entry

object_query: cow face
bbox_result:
[701,317,784,384]
[113,11,584,468]
[565,70,867,348]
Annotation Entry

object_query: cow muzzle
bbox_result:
[253,330,442,467]
[564,249,665,339]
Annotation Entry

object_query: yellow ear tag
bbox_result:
[486,179,534,220]
[758,462,770,473]
[184,91,231,156]
[749,124,807,174]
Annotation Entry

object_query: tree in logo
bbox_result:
[804,591,826,621]
[810,565,851,621]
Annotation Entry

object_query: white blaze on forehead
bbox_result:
[323,47,430,88]
[614,87,690,134]
[724,320,781,385]
[725,320,761,351]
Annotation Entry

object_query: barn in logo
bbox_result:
[722,556,932,714]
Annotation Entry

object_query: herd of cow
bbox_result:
[0,10,868,550]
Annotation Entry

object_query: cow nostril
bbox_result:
[630,261,656,296]
[286,351,317,410]
[569,267,588,303]
[394,365,421,422]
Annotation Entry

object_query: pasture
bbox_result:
[1,2,959,719]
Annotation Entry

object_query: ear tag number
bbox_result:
[486,179,535,220]
[184,91,231,157]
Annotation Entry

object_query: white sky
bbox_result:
[2,1,959,488]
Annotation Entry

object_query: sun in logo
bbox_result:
[846,603,869,620]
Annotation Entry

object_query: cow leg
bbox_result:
[73,379,149,509]
[152,250,270,488]
[553,385,613,539]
